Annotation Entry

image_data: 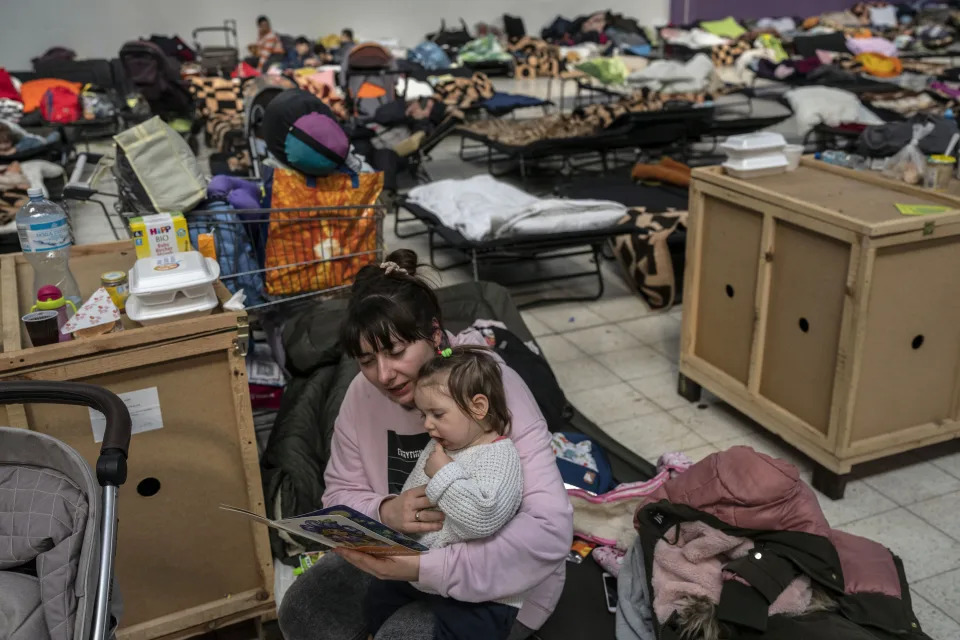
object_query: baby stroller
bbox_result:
[243,75,295,179]
[118,40,193,121]
[343,42,398,117]
[0,381,131,640]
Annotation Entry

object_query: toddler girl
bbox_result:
[365,345,524,640]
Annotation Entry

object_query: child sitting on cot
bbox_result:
[364,345,524,640]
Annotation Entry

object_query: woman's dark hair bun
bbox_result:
[342,248,440,358]
[385,248,419,276]
[351,248,422,291]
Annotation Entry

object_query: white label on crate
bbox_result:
[89,387,163,443]
[17,218,72,252]
[247,359,285,387]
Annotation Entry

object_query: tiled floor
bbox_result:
[66,76,960,638]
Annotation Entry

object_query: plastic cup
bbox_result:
[22,310,60,347]
[784,145,803,171]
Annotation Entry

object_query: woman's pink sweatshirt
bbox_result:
[322,330,573,629]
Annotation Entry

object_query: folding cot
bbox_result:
[456,103,715,183]
[398,197,635,307]
[461,59,515,77]
[463,92,553,118]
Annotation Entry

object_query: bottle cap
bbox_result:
[26,187,43,199]
[36,285,64,302]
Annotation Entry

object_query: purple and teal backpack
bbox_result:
[262,89,350,177]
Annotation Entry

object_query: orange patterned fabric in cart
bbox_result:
[266,168,383,296]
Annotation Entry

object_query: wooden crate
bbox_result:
[0,241,274,639]
[680,160,960,498]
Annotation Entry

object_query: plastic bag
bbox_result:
[883,122,935,184]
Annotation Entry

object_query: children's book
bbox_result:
[220,503,429,556]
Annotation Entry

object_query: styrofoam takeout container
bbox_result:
[126,286,219,326]
[720,132,787,158]
[723,152,789,179]
[128,251,221,305]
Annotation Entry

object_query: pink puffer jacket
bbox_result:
[636,446,901,599]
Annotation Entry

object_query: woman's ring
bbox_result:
[415,510,421,522]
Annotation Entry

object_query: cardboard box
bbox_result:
[0,241,273,638]
[130,213,190,258]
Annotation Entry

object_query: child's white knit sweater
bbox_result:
[402,438,524,607]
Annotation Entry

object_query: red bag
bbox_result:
[40,86,80,123]
[0,69,21,102]
[230,61,260,79]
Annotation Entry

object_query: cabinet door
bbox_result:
[851,237,960,443]
[693,196,763,384]
[760,222,850,435]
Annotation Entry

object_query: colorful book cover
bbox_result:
[219,503,428,556]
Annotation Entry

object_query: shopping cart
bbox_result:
[182,203,386,310]
[0,381,131,640]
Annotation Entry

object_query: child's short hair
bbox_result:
[295,36,310,47]
[418,346,511,435]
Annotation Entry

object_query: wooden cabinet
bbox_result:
[681,161,960,498]
[0,241,273,639]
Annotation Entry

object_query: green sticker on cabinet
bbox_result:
[895,203,953,216]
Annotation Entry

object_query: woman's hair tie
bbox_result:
[380,261,407,275]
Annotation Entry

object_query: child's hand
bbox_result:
[425,445,453,478]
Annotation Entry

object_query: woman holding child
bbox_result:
[278,249,573,640]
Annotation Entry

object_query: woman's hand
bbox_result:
[335,548,420,581]
[424,445,453,478]
[379,486,444,534]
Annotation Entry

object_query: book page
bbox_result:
[219,504,425,556]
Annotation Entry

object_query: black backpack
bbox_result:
[503,14,526,42]
[148,35,197,62]
[427,19,472,54]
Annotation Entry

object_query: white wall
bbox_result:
[0,0,669,71]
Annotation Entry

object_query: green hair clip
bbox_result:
[439,347,453,358]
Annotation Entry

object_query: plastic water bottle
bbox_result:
[820,150,850,167]
[16,188,81,308]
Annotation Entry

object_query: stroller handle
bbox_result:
[0,381,131,486]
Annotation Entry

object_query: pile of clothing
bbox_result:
[431,72,495,109]
[611,447,931,640]
[658,3,960,108]
[188,76,245,155]
[540,11,651,48]
[509,37,566,78]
